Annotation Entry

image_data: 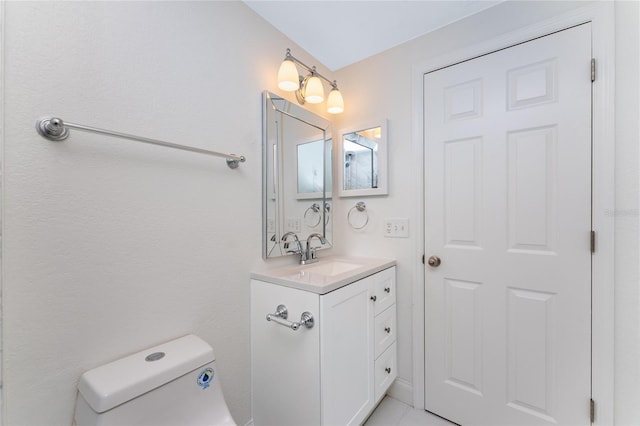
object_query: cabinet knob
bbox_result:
[385,367,392,374]
[370,295,377,302]
[385,327,391,333]
[384,287,391,293]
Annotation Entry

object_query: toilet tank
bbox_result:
[74,335,235,426]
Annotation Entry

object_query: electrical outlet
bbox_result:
[384,218,409,238]
[286,217,301,233]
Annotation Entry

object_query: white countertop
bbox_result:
[250,256,396,294]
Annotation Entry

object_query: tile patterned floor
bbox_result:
[364,396,457,426]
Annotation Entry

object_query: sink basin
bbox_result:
[251,256,396,294]
[302,261,362,277]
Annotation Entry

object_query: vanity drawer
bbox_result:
[372,267,396,315]
[374,342,397,402]
[374,305,396,358]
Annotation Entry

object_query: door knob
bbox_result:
[427,256,441,267]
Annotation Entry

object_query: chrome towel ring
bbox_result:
[348,201,369,229]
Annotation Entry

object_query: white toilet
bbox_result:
[73,334,236,425]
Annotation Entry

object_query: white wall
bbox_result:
[1,2,333,424]
[333,0,639,422]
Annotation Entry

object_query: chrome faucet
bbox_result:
[303,233,327,265]
[281,232,326,265]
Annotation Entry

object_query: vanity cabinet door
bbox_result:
[251,280,321,426]
[320,277,375,426]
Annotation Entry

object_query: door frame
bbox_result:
[411,3,615,424]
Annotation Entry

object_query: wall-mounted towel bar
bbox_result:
[36,117,246,169]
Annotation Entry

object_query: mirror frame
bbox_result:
[337,119,388,197]
[262,91,333,259]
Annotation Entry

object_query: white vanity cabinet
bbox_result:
[251,265,397,426]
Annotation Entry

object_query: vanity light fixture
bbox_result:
[277,48,344,114]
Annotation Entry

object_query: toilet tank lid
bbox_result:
[78,334,215,413]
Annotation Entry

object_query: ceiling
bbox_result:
[245,1,504,71]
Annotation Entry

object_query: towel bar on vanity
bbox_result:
[266,304,314,330]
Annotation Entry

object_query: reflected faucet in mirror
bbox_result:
[282,232,303,255]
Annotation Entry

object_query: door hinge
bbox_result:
[591,58,596,82]
[590,398,595,423]
[590,230,596,253]
[422,254,425,264]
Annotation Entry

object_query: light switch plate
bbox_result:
[384,218,409,238]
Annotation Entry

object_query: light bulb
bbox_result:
[277,59,299,91]
[304,75,324,104]
[326,88,344,114]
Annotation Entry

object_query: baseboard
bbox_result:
[387,378,413,406]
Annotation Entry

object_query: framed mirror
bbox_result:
[337,120,388,197]
[262,91,333,259]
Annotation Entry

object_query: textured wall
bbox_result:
[1,2,331,424]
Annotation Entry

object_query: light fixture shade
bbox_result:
[278,59,299,91]
[326,88,344,114]
[304,75,324,104]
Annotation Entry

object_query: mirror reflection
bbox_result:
[342,127,380,191]
[263,91,332,259]
[338,121,388,197]
[297,139,331,198]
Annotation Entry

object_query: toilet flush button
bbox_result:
[145,352,165,362]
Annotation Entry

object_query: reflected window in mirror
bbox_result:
[338,120,388,197]
[297,139,324,197]
[297,139,333,199]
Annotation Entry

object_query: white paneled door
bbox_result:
[424,24,592,425]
